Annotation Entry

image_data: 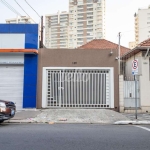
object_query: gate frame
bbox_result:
[42,67,114,108]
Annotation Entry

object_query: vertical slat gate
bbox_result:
[46,69,111,108]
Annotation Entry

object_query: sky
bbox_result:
[0,0,150,47]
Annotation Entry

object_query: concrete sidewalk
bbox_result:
[114,113,150,125]
[14,110,42,120]
[5,110,42,123]
[121,113,150,121]
[5,109,129,124]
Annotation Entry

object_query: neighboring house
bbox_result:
[37,39,130,112]
[0,24,38,110]
[120,38,150,113]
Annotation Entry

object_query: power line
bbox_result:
[0,0,22,16]
[24,0,41,18]
[1,0,21,15]
[14,0,36,23]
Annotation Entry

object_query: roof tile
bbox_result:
[138,38,150,47]
[78,39,130,56]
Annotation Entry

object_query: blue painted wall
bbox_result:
[23,54,38,108]
[24,30,38,108]
[0,24,38,108]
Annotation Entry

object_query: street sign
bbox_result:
[132,59,138,75]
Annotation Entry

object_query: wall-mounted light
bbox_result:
[109,50,113,56]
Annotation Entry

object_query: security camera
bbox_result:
[115,57,119,60]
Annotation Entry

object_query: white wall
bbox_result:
[140,55,150,107]
[0,34,25,48]
[125,52,142,79]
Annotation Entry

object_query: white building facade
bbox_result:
[69,0,106,48]
[45,11,69,48]
[45,0,106,49]
[134,6,150,45]
[6,16,34,24]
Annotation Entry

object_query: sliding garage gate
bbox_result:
[42,68,114,108]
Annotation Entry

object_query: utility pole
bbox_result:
[133,54,138,119]
[40,16,44,48]
[118,32,121,75]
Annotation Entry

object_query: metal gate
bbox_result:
[124,80,140,108]
[43,68,114,108]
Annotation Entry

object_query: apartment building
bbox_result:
[69,0,106,48]
[45,0,106,48]
[129,41,136,49]
[6,16,34,24]
[134,6,150,45]
[45,11,69,48]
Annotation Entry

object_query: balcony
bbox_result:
[87,13,93,17]
[60,18,68,21]
[87,4,93,8]
[87,8,93,12]
[87,0,93,4]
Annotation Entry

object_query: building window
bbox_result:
[87,0,93,3]
[87,4,93,7]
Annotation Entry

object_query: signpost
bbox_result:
[132,59,138,119]
[132,59,138,75]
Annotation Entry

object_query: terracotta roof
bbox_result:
[78,39,130,56]
[137,38,150,47]
[121,38,150,59]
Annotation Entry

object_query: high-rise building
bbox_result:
[69,0,106,48]
[6,16,34,24]
[45,0,106,48]
[129,41,136,49]
[45,11,69,48]
[134,6,150,45]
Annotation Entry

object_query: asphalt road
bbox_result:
[0,124,150,150]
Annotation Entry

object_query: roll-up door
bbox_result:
[0,65,24,110]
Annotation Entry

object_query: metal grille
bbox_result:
[124,80,140,108]
[46,69,110,108]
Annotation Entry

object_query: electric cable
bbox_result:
[14,0,36,23]
[0,0,22,16]
[24,0,41,18]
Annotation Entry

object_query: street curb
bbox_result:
[114,120,150,125]
[4,120,113,124]
[4,120,32,123]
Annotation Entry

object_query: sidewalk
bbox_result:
[5,109,129,124]
[5,110,42,123]
[114,113,150,125]
[6,109,150,124]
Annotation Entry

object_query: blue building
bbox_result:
[0,24,38,110]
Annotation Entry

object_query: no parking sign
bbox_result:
[132,59,138,75]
